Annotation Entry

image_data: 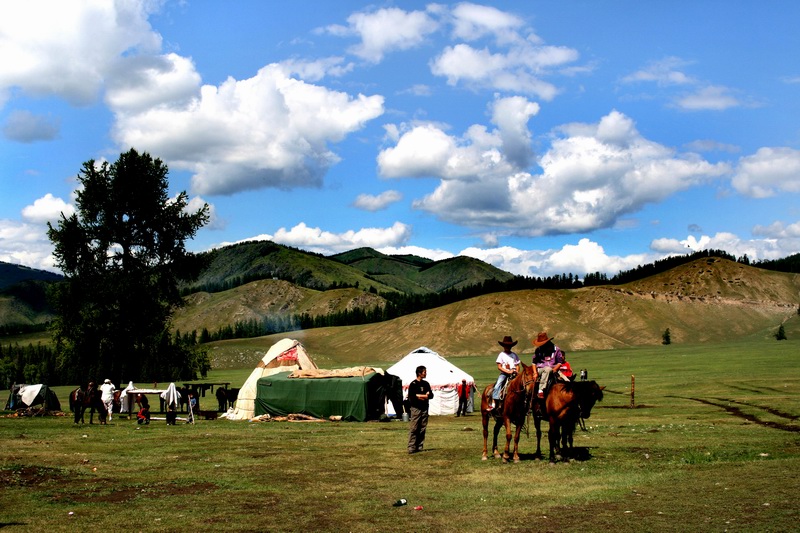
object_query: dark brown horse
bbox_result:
[481,362,538,463]
[533,380,604,463]
[69,383,105,424]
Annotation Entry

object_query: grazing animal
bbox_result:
[533,380,604,463]
[481,362,538,463]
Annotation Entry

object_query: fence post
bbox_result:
[630,374,635,408]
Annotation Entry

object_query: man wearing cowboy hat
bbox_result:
[531,332,566,398]
[488,336,520,411]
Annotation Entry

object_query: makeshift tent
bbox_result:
[4,384,61,411]
[255,367,390,422]
[229,338,318,420]
[386,347,475,416]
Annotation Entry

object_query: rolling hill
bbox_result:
[173,279,386,335]
[0,262,62,291]
[4,246,800,369]
[200,257,800,365]
[0,262,62,328]
[331,247,514,293]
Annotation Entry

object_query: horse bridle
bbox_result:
[518,372,537,411]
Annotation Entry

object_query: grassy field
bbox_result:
[2,338,799,532]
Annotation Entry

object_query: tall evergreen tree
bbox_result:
[47,149,210,384]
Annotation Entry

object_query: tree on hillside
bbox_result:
[775,324,787,341]
[662,328,671,345]
[47,149,210,384]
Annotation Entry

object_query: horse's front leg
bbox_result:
[512,423,524,463]
[492,418,502,459]
[548,420,560,464]
[502,419,513,463]
[482,412,490,460]
[534,416,542,459]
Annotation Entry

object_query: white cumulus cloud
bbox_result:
[460,239,653,278]
[321,6,439,63]
[352,190,403,211]
[0,0,161,107]
[389,109,729,236]
[21,193,74,224]
[0,219,58,272]
[111,63,385,196]
[731,147,800,198]
[234,221,413,255]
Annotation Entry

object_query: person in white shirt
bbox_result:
[488,336,520,411]
[99,379,116,422]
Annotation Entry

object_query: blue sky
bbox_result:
[2,1,800,277]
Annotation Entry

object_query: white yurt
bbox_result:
[386,347,475,416]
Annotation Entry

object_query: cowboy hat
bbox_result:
[498,336,518,348]
[104,378,111,384]
[532,332,554,347]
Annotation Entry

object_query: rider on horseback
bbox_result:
[487,336,520,411]
[531,332,566,399]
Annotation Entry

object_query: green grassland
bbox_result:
[1,338,799,531]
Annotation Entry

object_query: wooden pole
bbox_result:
[630,374,635,408]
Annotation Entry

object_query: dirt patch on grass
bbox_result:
[62,481,218,503]
[0,465,68,486]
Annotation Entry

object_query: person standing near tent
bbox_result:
[100,378,116,422]
[456,379,471,417]
[407,365,433,454]
[488,336,520,411]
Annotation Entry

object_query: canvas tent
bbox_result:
[4,384,61,411]
[229,338,318,420]
[386,347,475,416]
[255,367,391,422]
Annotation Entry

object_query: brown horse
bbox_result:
[533,380,604,463]
[481,362,538,463]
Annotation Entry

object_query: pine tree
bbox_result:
[47,149,209,383]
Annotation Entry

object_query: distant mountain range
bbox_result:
[200,256,800,363]
[2,245,799,360]
[0,262,62,291]
[181,241,514,295]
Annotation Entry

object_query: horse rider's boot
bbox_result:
[492,399,503,414]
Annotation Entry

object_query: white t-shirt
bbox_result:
[496,350,520,373]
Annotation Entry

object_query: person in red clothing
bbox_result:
[456,379,472,417]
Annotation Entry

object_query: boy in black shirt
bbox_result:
[407,365,433,454]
